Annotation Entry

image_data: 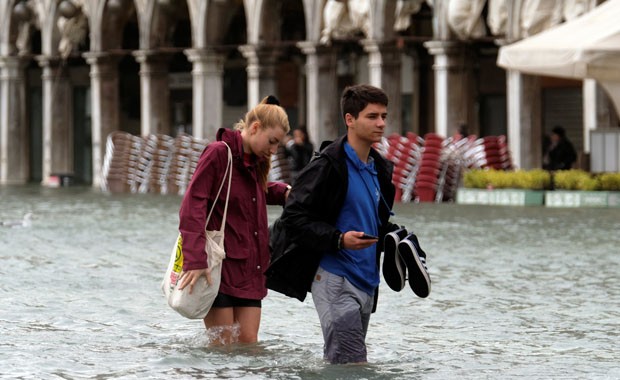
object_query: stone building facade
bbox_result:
[0,0,617,187]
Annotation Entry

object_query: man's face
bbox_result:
[345,103,387,144]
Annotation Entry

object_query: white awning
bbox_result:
[497,0,620,81]
[497,0,620,115]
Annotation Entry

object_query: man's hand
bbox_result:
[341,231,378,250]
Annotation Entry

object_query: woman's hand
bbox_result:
[178,268,212,294]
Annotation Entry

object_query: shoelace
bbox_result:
[419,256,428,271]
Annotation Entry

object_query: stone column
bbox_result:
[0,55,29,184]
[185,48,224,141]
[239,44,279,108]
[498,0,542,170]
[412,51,422,136]
[424,41,473,138]
[583,79,597,155]
[583,79,618,154]
[506,70,541,170]
[83,52,120,188]
[361,39,402,135]
[133,50,170,136]
[36,56,73,186]
[297,42,340,146]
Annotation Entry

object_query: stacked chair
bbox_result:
[133,134,177,194]
[100,131,143,193]
[411,133,445,203]
[148,135,176,194]
[377,132,514,203]
[268,144,293,184]
[101,132,208,195]
[461,135,513,170]
[165,134,207,195]
[436,136,471,202]
[486,135,513,170]
[101,131,513,202]
[377,132,421,202]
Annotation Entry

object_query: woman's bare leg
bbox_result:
[204,307,235,345]
[233,307,261,343]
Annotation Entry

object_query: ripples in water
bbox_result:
[1,186,619,379]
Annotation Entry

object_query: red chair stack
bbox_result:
[377,133,421,202]
[413,133,445,202]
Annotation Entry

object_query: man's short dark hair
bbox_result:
[552,125,566,138]
[340,84,388,122]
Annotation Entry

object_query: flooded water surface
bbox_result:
[1,186,619,379]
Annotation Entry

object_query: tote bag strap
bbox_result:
[205,142,233,234]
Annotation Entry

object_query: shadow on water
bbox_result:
[1,185,619,379]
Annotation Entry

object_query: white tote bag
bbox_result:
[161,143,233,319]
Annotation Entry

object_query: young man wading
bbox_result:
[268,84,431,364]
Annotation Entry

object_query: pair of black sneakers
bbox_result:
[382,228,431,298]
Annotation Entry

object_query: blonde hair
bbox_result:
[234,96,290,191]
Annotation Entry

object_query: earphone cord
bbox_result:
[359,169,394,226]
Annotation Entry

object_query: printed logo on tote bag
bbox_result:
[168,235,184,291]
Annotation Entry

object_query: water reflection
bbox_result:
[1,185,619,379]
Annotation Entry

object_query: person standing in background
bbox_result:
[285,125,315,180]
[544,125,577,171]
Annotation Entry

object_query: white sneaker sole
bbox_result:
[399,238,431,298]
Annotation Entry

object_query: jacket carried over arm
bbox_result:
[267,135,398,303]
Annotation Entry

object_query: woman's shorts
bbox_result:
[211,293,262,308]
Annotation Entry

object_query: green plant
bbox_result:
[597,173,620,191]
[553,170,600,191]
[463,169,488,189]
[463,168,620,191]
[519,169,551,190]
[463,169,551,190]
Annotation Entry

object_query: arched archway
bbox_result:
[167,2,193,136]
[18,0,90,186]
[118,11,140,135]
[241,0,306,128]
[275,0,306,130]
[185,0,247,139]
[0,0,33,184]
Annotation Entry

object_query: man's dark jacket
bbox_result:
[266,135,398,306]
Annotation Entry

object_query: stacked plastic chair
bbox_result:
[101,131,514,200]
[412,133,445,202]
[461,135,513,170]
[268,144,293,184]
[436,136,471,202]
[101,132,208,195]
[379,132,421,202]
[374,132,515,203]
[100,131,143,193]
[495,135,513,170]
[148,135,176,194]
[396,132,423,202]
[165,133,208,195]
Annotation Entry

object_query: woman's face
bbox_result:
[246,122,287,160]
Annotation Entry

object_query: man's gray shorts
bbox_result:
[311,266,375,364]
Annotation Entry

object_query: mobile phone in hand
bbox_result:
[360,233,378,240]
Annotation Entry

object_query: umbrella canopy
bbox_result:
[497,0,620,115]
[497,0,620,81]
